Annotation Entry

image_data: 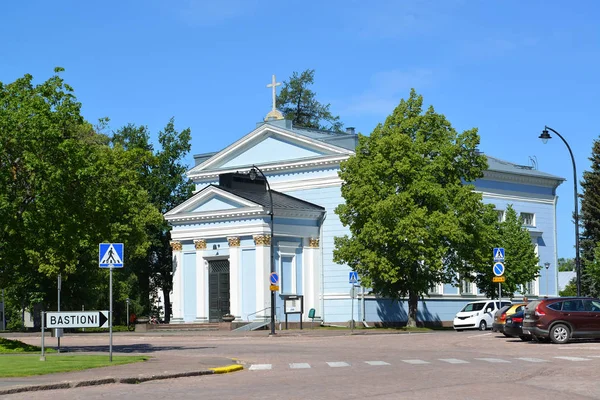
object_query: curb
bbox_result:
[0,364,244,396]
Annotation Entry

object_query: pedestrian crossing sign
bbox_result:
[493,248,505,262]
[99,243,124,268]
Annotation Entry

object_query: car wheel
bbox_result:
[519,335,532,342]
[478,320,487,331]
[503,332,512,338]
[455,329,463,332]
[550,324,570,344]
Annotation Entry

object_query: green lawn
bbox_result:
[0,337,56,354]
[0,355,149,377]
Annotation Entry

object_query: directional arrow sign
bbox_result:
[46,311,109,329]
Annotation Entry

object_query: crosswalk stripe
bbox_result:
[327,362,350,368]
[554,356,591,362]
[401,359,430,365]
[439,358,469,364]
[475,358,511,363]
[249,364,272,370]
[365,361,390,366]
[289,363,311,369]
[516,357,547,363]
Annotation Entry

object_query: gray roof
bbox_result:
[215,185,325,213]
[485,155,565,181]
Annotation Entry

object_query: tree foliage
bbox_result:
[558,257,575,272]
[111,119,194,321]
[0,69,162,323]
[333,89,492,327]
[465,205,539,298]
[580,139,600,297]
[276,69,343,132]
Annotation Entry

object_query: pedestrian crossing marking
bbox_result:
[439,358,469,364]
[249,364,272,370]
[247,355,600,371]
[290,363,311,369]
[326,362,350,368]
[553,356,591,362]
[365,361,390,366]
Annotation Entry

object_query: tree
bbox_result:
[580,139,600,297]
[334,89,492,327]
[558,257,575,272]
[276,69,343,132]
[0,69,162,318]
[464,205,539,298]
[111,119,194,322]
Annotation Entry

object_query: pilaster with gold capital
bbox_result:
[194,239,207,322]
[170,241,184,323]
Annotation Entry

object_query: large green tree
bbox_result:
[334,89,493,327]
[463,205,539,298]
[580,139,600,297]
[111,119,194,322]
[276,69,343,132]
[0,69,161,323]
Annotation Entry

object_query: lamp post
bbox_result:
[249,165,276,335]
[126,298,130,330]
[539,126,581,296]
[545,262,550,297]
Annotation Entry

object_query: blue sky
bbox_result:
[1,0,598,261]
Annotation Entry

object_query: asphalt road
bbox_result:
[5,330,600,399]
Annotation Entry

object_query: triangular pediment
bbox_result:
[165,185,261,218]
[188,123,352,176]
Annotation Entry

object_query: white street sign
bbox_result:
[46,311,109,329]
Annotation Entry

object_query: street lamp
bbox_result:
[539,126,581,296]
[249,165,276,335]
[544,262,550,297]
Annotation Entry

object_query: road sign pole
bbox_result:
[351,287,354,333]
[57,273,61,353]
[40,311,46,361]
[109,266,113,362]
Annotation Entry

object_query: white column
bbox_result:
[170,241,184,323]
[194,239,207,322]
[303,237,320,319]
[254,234,271,319]
[228,237,241,319]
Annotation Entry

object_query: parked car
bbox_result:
[492,303,527,335]
[454,300,511,331]
[503,310,532,341]
[523,297,600,344]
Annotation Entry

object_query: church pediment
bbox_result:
[187,123,353,179]
[164,185,263,222]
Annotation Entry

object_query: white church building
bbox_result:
[164,79,563,326]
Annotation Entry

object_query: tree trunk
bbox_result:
[407,291,419,328]
[163,288,171,324]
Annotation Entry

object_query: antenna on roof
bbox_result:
[528,156,538,170]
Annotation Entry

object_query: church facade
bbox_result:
[164,102,563,327]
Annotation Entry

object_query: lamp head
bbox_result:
[539,128,552,144]
[544,262,550,270]
[249,167,257,181]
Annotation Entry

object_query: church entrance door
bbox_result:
[208,259,230,322]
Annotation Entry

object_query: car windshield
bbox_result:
[461,303,485,312]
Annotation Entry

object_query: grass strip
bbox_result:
[0,355,148,377]
[0,338,56,354]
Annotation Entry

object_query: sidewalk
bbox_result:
[0,352,240,396]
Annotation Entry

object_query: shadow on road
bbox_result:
[52,344,217,353]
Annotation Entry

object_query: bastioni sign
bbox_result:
[45,311,109,329]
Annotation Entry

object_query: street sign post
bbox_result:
[100,243,124,362]
[269,272,279,291]
[492,248,506,303]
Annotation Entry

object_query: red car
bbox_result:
[523,297,600,344]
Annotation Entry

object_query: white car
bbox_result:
[453,300,511,331]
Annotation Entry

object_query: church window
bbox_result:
[520,212,535,226]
